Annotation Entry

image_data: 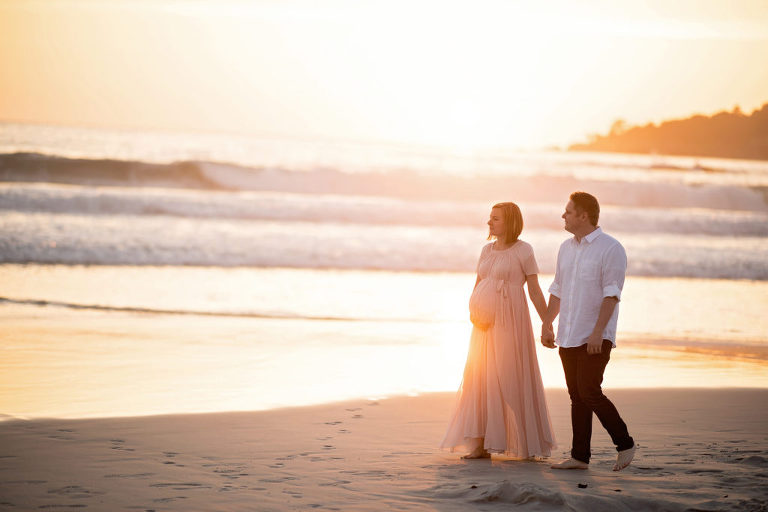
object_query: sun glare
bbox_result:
[1,0,767,149]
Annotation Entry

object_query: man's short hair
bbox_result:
[570,191,599,226]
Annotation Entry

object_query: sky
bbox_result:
[1,0,768,150]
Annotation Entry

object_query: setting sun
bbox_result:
[2,0,767,149]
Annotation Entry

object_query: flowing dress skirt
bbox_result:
[440,285,556,457]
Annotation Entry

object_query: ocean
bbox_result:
[1,122,767,419]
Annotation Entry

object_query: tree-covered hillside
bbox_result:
[569,103,768,160]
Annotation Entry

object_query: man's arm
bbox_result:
[587,242,627,354]
[585,296,619,354]
[542,244,565,349]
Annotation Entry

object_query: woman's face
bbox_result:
[487,208,506,239]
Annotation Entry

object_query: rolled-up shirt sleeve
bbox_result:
[548,245,563,298]
[601,243,627,300]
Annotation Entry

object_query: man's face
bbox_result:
[562,200,586,234]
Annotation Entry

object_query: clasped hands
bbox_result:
[540,323,556,348]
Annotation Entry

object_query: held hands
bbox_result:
[541,323,556,349]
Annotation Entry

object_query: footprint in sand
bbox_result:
[282,489,303,498]
[47,484,103,499]
[110,439,135,452]
[47,434,74,441]
[259,476,299,484]
[37,504,89,509]
[103,472,155,479]
[47,428,78,441]
[319,479,352,487]
[207,462,250,480]
[152,496,189,503]
[150,482,210,491]
[161,452,185,467]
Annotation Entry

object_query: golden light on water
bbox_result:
[1,266,767,419]
[3,303,766,420]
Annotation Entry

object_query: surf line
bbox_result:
[0,296,437,323]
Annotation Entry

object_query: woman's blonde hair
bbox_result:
[488,202,523,244]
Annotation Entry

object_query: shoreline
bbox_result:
[2,389,767,511]
[1,386,767,423]
[2,293,768,420]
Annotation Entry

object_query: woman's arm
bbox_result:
[525,273,548,322]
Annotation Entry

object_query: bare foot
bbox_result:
[461,448,491,459]
[550,457,589,470]
[613,444,636,471]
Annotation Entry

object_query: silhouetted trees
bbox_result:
[569,103,768,160]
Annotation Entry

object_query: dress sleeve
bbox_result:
[521,242,539,275]
[476,243,490,274]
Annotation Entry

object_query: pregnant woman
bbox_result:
[441,202,556,459]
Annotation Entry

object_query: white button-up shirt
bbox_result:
[548,227,626,348]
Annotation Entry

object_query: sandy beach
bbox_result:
[2,388,767,511]
[3,2,768,509]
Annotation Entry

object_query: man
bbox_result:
[542,191,635,471]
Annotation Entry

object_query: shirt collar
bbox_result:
[585,227,603,243]
[572,227,603,245]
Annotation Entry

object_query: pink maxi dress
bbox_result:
[441,240,556,457]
